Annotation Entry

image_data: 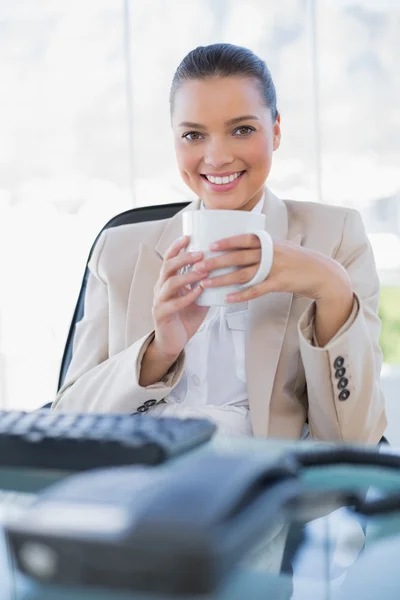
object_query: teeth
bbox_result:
[205,171,243,185]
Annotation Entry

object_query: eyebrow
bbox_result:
[178,115,260,129]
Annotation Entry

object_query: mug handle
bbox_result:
[238,229,274,289]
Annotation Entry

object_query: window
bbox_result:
[0,1,130,408]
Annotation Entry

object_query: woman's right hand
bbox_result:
[148,236,209,362]
[139,237,209,387]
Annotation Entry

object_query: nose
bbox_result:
[204,137,234,168]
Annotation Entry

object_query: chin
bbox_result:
[202,199,239,211]
[203,195,252,211]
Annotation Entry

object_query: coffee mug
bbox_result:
[182,210,274,306]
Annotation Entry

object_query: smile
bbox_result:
[202,170,245,185]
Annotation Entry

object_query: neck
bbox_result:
[239,187,265,211]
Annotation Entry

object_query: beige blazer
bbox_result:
[52,189,387,444]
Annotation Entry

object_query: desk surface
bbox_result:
[1,435,400,600]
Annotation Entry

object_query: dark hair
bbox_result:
[170,43,278,121]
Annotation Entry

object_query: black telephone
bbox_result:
[6,451,301,595]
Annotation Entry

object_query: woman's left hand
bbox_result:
[195,233,352,304]
[194,234,355,346]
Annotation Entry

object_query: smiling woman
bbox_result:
[52,43,387,447]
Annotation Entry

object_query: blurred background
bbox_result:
[0,0,399,437]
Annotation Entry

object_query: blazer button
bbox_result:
[334,356,345,369]
[339,389,350,401]
[137,405,149,413]
[337,377,349,390]
[335,367,346,379]
[144,399,157,408]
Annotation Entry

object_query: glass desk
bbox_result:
[1,436,400,600]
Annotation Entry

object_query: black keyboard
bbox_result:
[0,411,216,471]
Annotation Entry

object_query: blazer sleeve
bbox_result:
[52,232,185,414]
[297,209,387,444]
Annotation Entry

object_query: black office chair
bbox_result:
[57,201,189,392]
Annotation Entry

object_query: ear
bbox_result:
[272,113,281,151]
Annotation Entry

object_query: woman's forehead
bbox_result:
[172,76,267,122]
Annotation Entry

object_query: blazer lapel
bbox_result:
[125,199,200,347]
[246,189,302,437]
[125,244,162,346]
[155,199,201,257]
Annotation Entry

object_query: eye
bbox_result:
[182,131,204,141]
[233,126,256,136]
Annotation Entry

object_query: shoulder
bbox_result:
[284,199,365,255]
[102,217,170,252]
[284,198,360,231]
[88,217,171,282]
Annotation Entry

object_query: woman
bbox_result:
[52,43,387,444]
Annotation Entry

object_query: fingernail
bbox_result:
[193,262,206,271]
[177,235,188,244]
[190,252,202,259]
[201,279,212,287]
[210,242,219,250]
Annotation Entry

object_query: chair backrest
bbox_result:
[57,202,189,391]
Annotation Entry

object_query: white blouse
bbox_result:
[165,196,264,411]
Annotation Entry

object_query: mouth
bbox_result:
[200,170,246,192]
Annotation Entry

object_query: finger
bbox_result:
[158,269,209,302]
[164,236,190,261]
[157,237,191,289]
[201,265,257,288]
[154,285,203,320]
[194,248,261,273]
[210,233,261,252]
[160,250,204,284]
[225,279,278,303]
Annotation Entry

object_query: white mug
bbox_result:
[182,210,274,306]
